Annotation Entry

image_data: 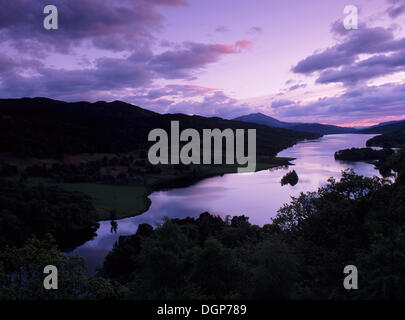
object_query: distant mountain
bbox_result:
[359,120,405,134]
[288,123,357,135]
[375,119,405,127]
[234,113,357,134]
[233,113,300,128]
[0,98,319,158]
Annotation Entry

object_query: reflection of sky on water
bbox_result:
[72,134,380,274]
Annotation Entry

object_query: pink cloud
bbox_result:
[150,40,253,79]
[235,39,253,50]
[153,0,188,6]
[184,84,218,93]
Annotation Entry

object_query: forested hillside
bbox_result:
[0,98,319,158]
[360,120,405,134]
[367,130,405,148]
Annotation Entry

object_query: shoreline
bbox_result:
[94,156,295,221]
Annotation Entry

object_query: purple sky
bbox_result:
[1,0,405,126]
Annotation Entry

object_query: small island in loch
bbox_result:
[334,147,394,162]
[281,170,299,186]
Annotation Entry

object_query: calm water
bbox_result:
[72,134,380,273]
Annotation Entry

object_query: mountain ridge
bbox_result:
[359,119,405,134]
[0,97,320,158]
[234,112,358,134]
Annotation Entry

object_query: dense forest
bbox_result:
[0,180,99,251]
[366,130,405,148]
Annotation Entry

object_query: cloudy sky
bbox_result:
[1,0,405,126]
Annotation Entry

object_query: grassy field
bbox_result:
[12,175,151,220]
[56,183,152,220]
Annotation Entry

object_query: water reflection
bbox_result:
[72,134,380,274]
[110,220,118,234]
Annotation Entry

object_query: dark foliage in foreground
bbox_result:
[0,237,127,300]
[103,213,299,299]
[0,180,99,251]
[101,149,405,299]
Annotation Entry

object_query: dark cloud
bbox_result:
[317,50,405,85]
[0,52,153,99]
[152,0,188,6]
[247,26,263,34]
[123,84,253,118]
[292,47,355,74]
[292,22,405,85]
[167,91,252,119]
[387,0,405,18]
[0,0,188,54]
[215,26,229,33]
[271,99,295,108]
[292,26,405,75]
[0,53,42,75]
[149,40,252,79]
[146,84,217,99]
[0,0,256,102]
[154,81,403,121]
[273,83,405,124]
[0,38,249,99]
[288,83,307,91]
[121,88,251,118]
[285,8,405,123]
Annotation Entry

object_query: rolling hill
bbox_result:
[288,123,357,135]
[360,119,405,148]
[0,98,320,158]
[366,131,405,148]
[234,113,357,134]
[359,120,405,134]
[233,113,299,128]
